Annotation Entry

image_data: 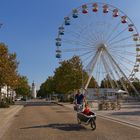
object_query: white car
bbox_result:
[15,98,21,101]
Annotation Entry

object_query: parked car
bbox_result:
[15,97,22,101]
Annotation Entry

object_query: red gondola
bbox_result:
[121,16,127,23]
[113,9,119,17]
[82,5,88,14]
[128,24,134,32]
[103,5,109,13]
[92,3,98,12]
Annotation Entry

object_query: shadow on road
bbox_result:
[21,123,87,131]
[111,111,140,116]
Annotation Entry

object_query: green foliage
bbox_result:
[5,98,15,105]
[37,76,55,97]
[127,78,140,95]
[88,77,98,88]
[0,99,9,108]
[38,56,99,97]
[100,76,140,96]
[15,76,30,97]
[53,56,84,94]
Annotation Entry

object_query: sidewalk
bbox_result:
[56,101,140,129]
[0,105,23,139]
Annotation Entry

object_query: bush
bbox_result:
[59,96,74,103]
[5,98,15,105]
[0,100,10,108]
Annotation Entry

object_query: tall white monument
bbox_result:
[32,81,37,98]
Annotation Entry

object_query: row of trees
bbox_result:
[38,56,97,98]
[100,77,140,95]
[38,56,140,98]
[0,43,30,103]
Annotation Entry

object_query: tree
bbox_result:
[15,76,30,97]
[88,76,98,88]
[127,78,140,96]
[38,76,55,98]
[53,56,85,94]
[0,43,20,102]
[0,43,19,89]
[100,74,118,88]
[100,78,112,88]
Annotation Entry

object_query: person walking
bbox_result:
[74,89,85,111]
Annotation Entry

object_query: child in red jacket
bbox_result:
[82,102,91,115]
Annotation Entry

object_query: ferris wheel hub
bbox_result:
[97,43,107,52]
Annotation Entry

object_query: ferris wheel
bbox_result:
[55,2,140,95]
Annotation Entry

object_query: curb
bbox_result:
[51,101,64,106]
[0,105,23,139]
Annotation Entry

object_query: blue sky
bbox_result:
[0,0,140,89]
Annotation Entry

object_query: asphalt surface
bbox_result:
[1,100,140,140]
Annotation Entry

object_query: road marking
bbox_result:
[97,114,140,130]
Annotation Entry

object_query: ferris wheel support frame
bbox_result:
[101,54,115,89]
[101,54,120,89]
[102,49,129,93]
[84,48,103,90]
[105,48,139,96]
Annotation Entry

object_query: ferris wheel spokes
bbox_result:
[85,49,103,89]
[62,47,95,52]
[107,27,128,43]
[101,54,120,89]
[105,22,121,41]
[103,50,129,92]
[113,53,136,65]
[108,35,133,46]
[112,55,133,73]
[108,44,136,50]
[105,48,139,95]
[67,21,100,44]
[62,39,96,48]
[101,55,115,89]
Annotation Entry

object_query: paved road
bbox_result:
[2,100,140,140]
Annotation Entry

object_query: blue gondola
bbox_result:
[64,17,70,25]
[59,31,64,35]
[56,53,61,58]
[73,14,78,18]
[56,49,61,53]
[56,38,61,46]
[72,9,78,18]
[59,26,64,35]
[56,42,61,46]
